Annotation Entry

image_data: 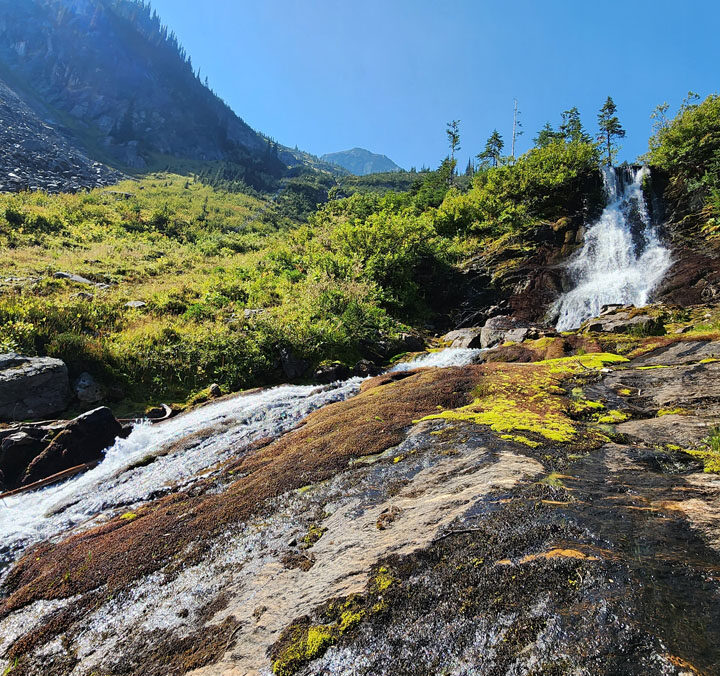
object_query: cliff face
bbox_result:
[0,0,275,172]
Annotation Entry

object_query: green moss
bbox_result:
[539,472,568,487]
[636,365,671,370]
[300,524,327,549]
[657,408,692,417]
[595,410,630,424]
[373,566,395,592]
[499,434,542,448]
[570,398,605,415]
[272,625,336,676]
[119,512,138,521]
[682,427,720,473]
[421,354,626,445]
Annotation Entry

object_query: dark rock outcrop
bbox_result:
[0,353,71,421]
[21,406,122,486]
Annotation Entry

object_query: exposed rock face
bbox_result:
[442,327,483,349]
[73,372,106,404]
[0,353,70,421]
[21,406,122,485]
[0,79,121,193]
[583,307,666,335]
[480,315,531,348]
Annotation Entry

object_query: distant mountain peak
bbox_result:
[321,148,402,176]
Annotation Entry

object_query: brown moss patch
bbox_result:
[484,336,604,364]
[1,367,482,619]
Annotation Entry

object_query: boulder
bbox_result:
[0,353,71,421]
[442,328,483,349]
[314,363,351,384]
[0,427,49,490]
[353,360,382,377]
[22,407,122,485]
[73,372,106,403]
[480,316,531,349]
[398,333,425,353]
[208,383,222,398]
[584,312,665,335]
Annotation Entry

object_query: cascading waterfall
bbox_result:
[0,346,483,569]
[553,165,672,331]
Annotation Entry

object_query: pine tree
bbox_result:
[465,158,474,177]
[597,97,626,166]
[534,122,561,148]
[446,120,461,160]
[477,130,504,168]
[511,99,523,161]
[559,107,591,143]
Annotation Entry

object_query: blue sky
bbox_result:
[150,0,719,170]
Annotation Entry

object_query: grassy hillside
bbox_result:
[6,128,702,414]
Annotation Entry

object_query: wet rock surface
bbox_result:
[1,337,720,675]
[21,406,122,486]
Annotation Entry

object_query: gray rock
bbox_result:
[442,328,483,349]
[0,353,70,421]
[584,312,665,335]
[208,383,222,398]
[54,271,95,285]
[480,316,531,349]
[125,300,147,309]
[73,372,106,403]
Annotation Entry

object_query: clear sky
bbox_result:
[149,0,719,170]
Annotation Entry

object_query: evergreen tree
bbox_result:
[465,158,474,177]
[559,107,591,143]
[477,130,504,168]
[534,122,561,148]
[511,99,523,161]
[446,120,461,160]
[597,96,626,165]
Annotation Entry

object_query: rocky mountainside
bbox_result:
[321,147,403,175]
[0,78,122,192]
[0,0,287,185]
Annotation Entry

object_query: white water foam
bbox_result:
[553,166,672,331]
[390,348,484,371]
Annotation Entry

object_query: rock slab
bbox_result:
[0,353,71,421]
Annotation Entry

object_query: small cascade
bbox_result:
[553,166,672,331]
[0,346,482,569]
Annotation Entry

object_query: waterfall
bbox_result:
[553,166,672,331]
[0,347,482,569]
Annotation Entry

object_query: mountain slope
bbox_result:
[0,0,283,184]
[322,147,403,175]
[0,77,122,192]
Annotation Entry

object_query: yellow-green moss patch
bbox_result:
[421,353,626,445]
[595,410,631,424]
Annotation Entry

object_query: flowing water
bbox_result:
[554,166,672,331]
[0,347,483,569]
